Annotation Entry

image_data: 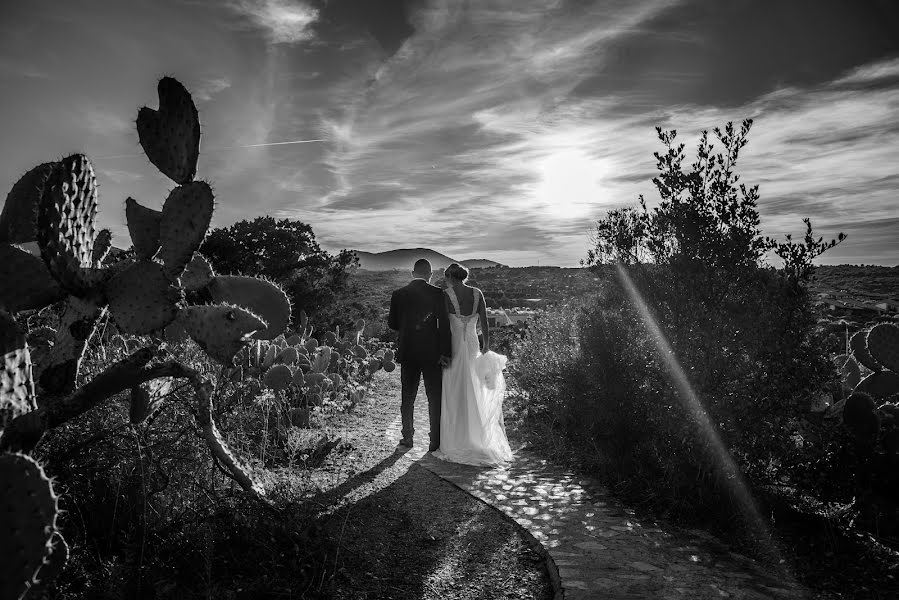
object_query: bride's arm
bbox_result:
[476,288,489,352]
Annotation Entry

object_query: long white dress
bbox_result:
[433,286,514,467]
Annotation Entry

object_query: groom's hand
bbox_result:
[438,355,452,368]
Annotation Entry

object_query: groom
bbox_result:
[388,259,452,451]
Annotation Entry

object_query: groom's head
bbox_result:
[412,259,432,281]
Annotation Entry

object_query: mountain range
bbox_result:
[351,248,506,271]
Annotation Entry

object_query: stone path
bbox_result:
[385,391,811,599]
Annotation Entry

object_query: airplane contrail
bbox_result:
[94,138,328,159]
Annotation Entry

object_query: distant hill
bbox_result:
[459,258,504,269]
[352,248,507,271]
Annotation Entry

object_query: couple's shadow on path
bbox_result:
[295,444,554,599]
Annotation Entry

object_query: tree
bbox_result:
[582,207,645,266]
[200,216,359,324]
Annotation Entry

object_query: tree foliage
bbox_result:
[585,119,845,282]
[200,216,358,325]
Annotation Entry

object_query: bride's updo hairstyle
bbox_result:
[444,263,469,282]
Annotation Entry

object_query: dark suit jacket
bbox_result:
[388,279,452,366]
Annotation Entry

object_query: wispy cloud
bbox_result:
[193,77,232,101]
[2,0,896,266]
[226,0,318,44]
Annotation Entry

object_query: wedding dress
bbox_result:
[432,286,513,467]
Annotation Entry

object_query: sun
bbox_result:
[533,150,603,219]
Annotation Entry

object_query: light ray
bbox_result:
[614,263,789,564]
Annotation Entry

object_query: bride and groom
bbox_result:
[387,259,513,467]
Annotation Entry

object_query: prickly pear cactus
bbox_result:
[849,323,899,400]
[0,452,63,600]
[136,76,200,185]
[0,75,314,598]
[867,323,899,372]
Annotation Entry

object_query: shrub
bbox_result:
[512,120,845,534]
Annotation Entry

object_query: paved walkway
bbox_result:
[385,390,810,600]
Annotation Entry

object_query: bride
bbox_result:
[432,263,514,467]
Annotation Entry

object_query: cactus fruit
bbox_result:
[136,76,200,185]
[0,245,65,313]
[179,254,214,292]
[36,155,99,295]
[0,452,62,600]
[263,364,292,391]
[104,261,182,335]
[178,304,266,365]
[0,162,58,245]
[207,275,291,341]
[1,311,36,437]
[158,182,214,280]
[850,330,880,372]
[867,323,899,372]
[125,197,162,259]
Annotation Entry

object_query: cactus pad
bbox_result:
[105,261,182,335]
[125,197,162,259]
[92,229,112,266]
[179,253,214,292]
[0,452,61,600]
[1,311,36,437]
[179,304,266,365]
[207,275,291,340]
[276,346,298,366]
[850,330,881,372]
[856,371,899,400]
[36,155,99,294]
[0,162,58,245]
[163,321,190,344]
[867,323,899,372]
[158,182,214,280]
[843,391,880,439]
[136,76,200,185]
[263,364,292,391]
[0,244,65,313]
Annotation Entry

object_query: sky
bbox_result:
[1,0,898,267]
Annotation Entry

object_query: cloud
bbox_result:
[226,0,318,44]
[193,77,232,101]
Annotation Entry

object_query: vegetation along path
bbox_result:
[384,372,812,600]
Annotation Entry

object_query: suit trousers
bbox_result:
[400,360,442,448]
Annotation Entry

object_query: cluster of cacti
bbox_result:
[227,313,395,428]
[836,323,899,401]
[0,77,290,596]
[838,324,899,510]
